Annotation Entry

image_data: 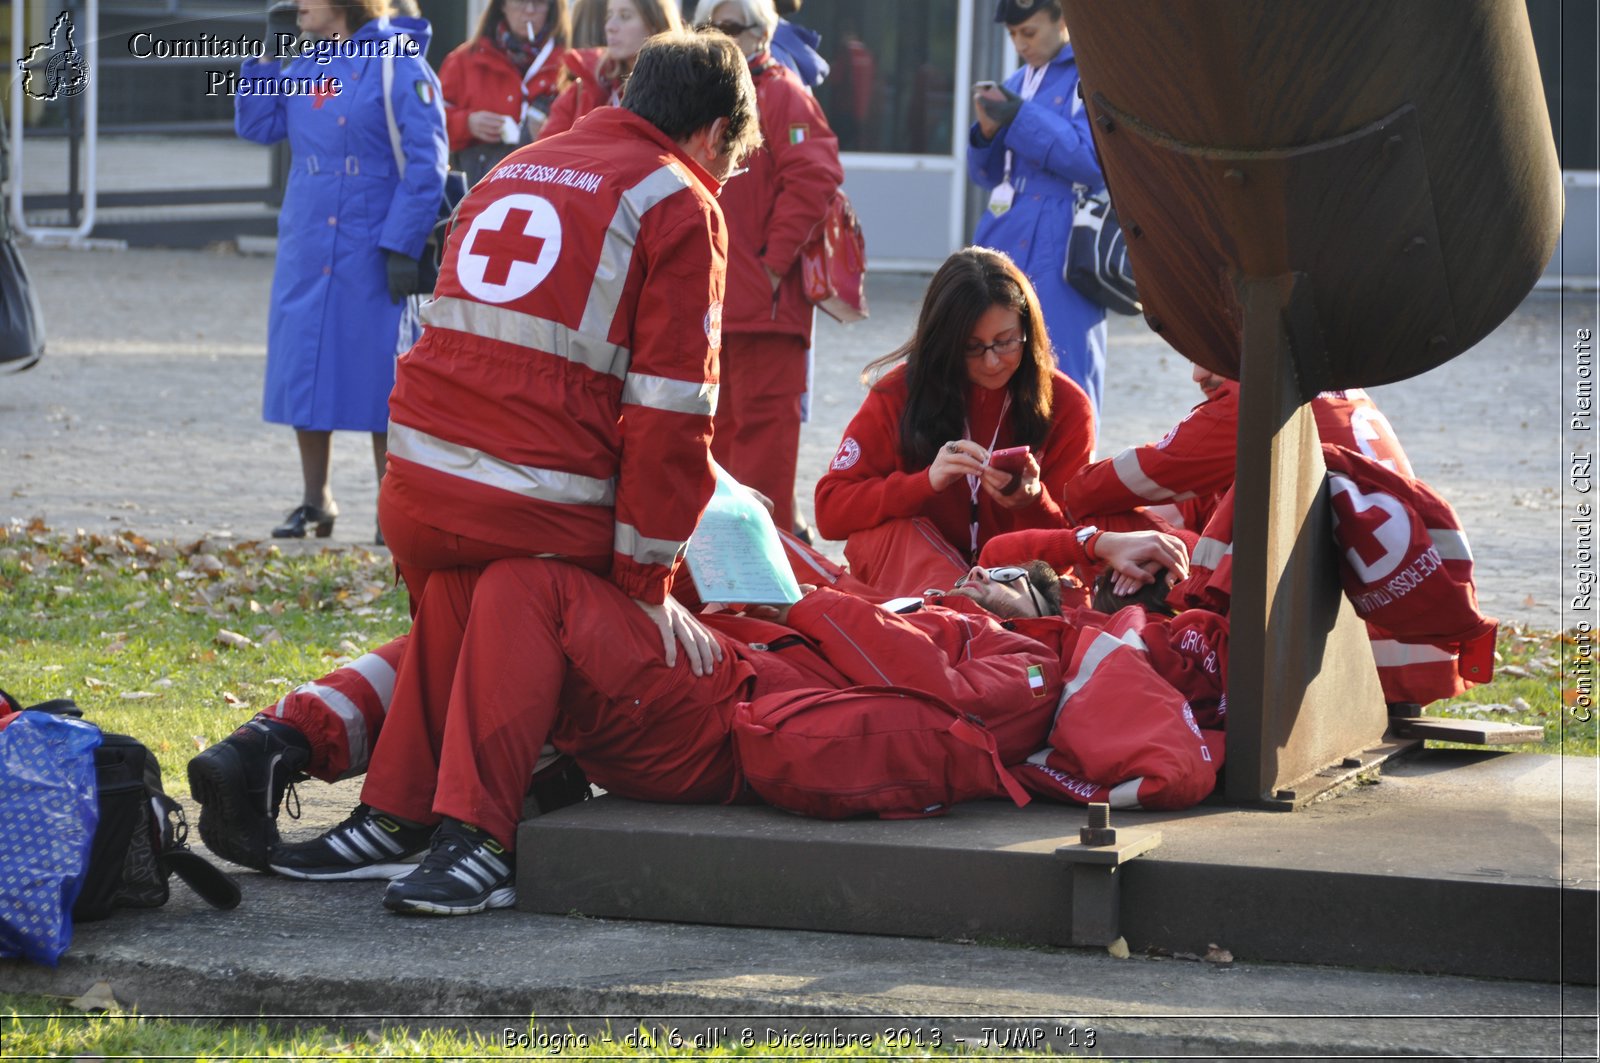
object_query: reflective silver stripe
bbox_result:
[1107,778,1144,809]
[348,651,397,711]
[420,296,628,381]
[621,373,719,417]
[614,521,688,568]
[389,422,616,507]
[579,164,696,341]
[299,681,369,771]
[1191,536,1233,571]
[1429,528,1473,562]
[1144,503,1187,529]
[1370,639,1457,667]
[1112,448,1194,503]
[1053,627,1149,727]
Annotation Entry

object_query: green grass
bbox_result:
[0,519,411,788]
[2,992,1082,1060]
[1,518,1589,769]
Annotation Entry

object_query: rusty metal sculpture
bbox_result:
[1061,0,1562,803]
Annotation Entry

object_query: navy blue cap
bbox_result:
[994,0,1059,24]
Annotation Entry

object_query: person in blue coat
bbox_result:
[237,0,447,541]
[769,0,828,89]
[967,0,1107,420]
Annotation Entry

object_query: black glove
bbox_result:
[266,0,299,47]
[978,84,1024,128]
[385,251,422,303]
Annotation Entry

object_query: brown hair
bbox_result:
[623,30,762,164]
[863,247,1056,470]
[600,0,683,82]
[472,0,571,46]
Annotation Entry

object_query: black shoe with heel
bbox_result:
[272,504,336,539]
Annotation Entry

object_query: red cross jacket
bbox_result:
[439,37,567,153]
[1062,382,1413,530]
[815,365,1096,559]
[717,53,843,342]
[385,107,728,603]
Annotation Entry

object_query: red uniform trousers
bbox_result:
[842,517,972,598]
[711,332,808,532]
[359,558,755,849]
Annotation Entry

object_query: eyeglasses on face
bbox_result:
[701,19,756,36]
[964,334,1024,360]
[986,565,1048,617]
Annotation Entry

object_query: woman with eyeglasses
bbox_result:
[537,0,682,138]
[690,0,843,543]
[814,247,1096,596]
[438,0,570,185]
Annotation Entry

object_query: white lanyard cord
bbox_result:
[963,391,1012,558]
[1000,62,1049,187]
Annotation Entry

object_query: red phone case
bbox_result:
[988,446,1030,473]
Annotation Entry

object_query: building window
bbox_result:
[791,0,959,155]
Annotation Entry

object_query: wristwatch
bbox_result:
[1075,524,1101,560]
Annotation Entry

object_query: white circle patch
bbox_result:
[457,193,563,304]
[830,436,861,471]
[704,301,723,349]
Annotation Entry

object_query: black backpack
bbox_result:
[1,689,240,919]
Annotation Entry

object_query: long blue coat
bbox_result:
[237,17,447,433]
[967,44,1108,419]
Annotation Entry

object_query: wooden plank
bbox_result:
[1390,716,1545,746]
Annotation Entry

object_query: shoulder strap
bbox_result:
[382,50,405,179]
[162,849,242,910]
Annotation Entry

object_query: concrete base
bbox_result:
[519,750,1597,984]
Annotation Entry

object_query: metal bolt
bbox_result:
[1127,222,1143,238]
[1080,802,1118,846]
[1146,315,1165,333]
[1095,112,1116,132]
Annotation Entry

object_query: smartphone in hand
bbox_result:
[987,445,1030,473]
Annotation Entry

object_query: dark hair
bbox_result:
[1025,559,1064,617]
[1091,567,1178,617]
[774,0,802,13]
[473,0,571,46]
[623,31,762,163]
[863,247,1056,471]
[996,0,1063,25]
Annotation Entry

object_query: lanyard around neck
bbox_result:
[963,391,1012,558]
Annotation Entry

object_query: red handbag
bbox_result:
[799,191,869,324]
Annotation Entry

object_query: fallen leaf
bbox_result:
[1523,594,1537,607]
[68,980,119,1012]
[192,735,209,751]
[214,629,255,649]
[1499,665,1532,679]
[222,692,248,708]
[119,691,156,701]
[1204,943,1234,965]
[82,677,106,690]
[1106,936,1130,959]
[1511,697,1532,713]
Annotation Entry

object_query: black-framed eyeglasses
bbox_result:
[986,566,1047,618]
[701,19,756,36]
[964,334,1024,360]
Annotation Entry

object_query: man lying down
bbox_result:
[188,529,1223,917]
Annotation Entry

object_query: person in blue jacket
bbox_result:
[237,0,447,541]
[967,0,1107,419]
[769,0,828,90]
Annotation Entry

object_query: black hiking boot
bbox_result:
[186,717,310,870]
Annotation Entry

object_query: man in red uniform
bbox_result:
[695,0,844,537]
[1062,360,1413,534]
[188,32,763,871]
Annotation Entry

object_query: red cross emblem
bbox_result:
[311,79,338,109]
[466,207,547,286]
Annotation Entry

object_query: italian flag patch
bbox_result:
[788,123,808,144]
[414,80,435,105]
[1027,664,1046,696]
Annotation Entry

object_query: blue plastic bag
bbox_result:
[0,711,100,964]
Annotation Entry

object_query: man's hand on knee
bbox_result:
[633,595,724,677]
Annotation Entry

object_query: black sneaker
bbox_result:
[382,819,515,916]
[269,804,433,880]
[186,717,311,870]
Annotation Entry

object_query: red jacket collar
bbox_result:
[575,107,723,195]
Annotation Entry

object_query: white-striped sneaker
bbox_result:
[382,818,515,916]
[268,804,432,880]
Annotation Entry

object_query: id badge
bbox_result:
[987,179,1015,217]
